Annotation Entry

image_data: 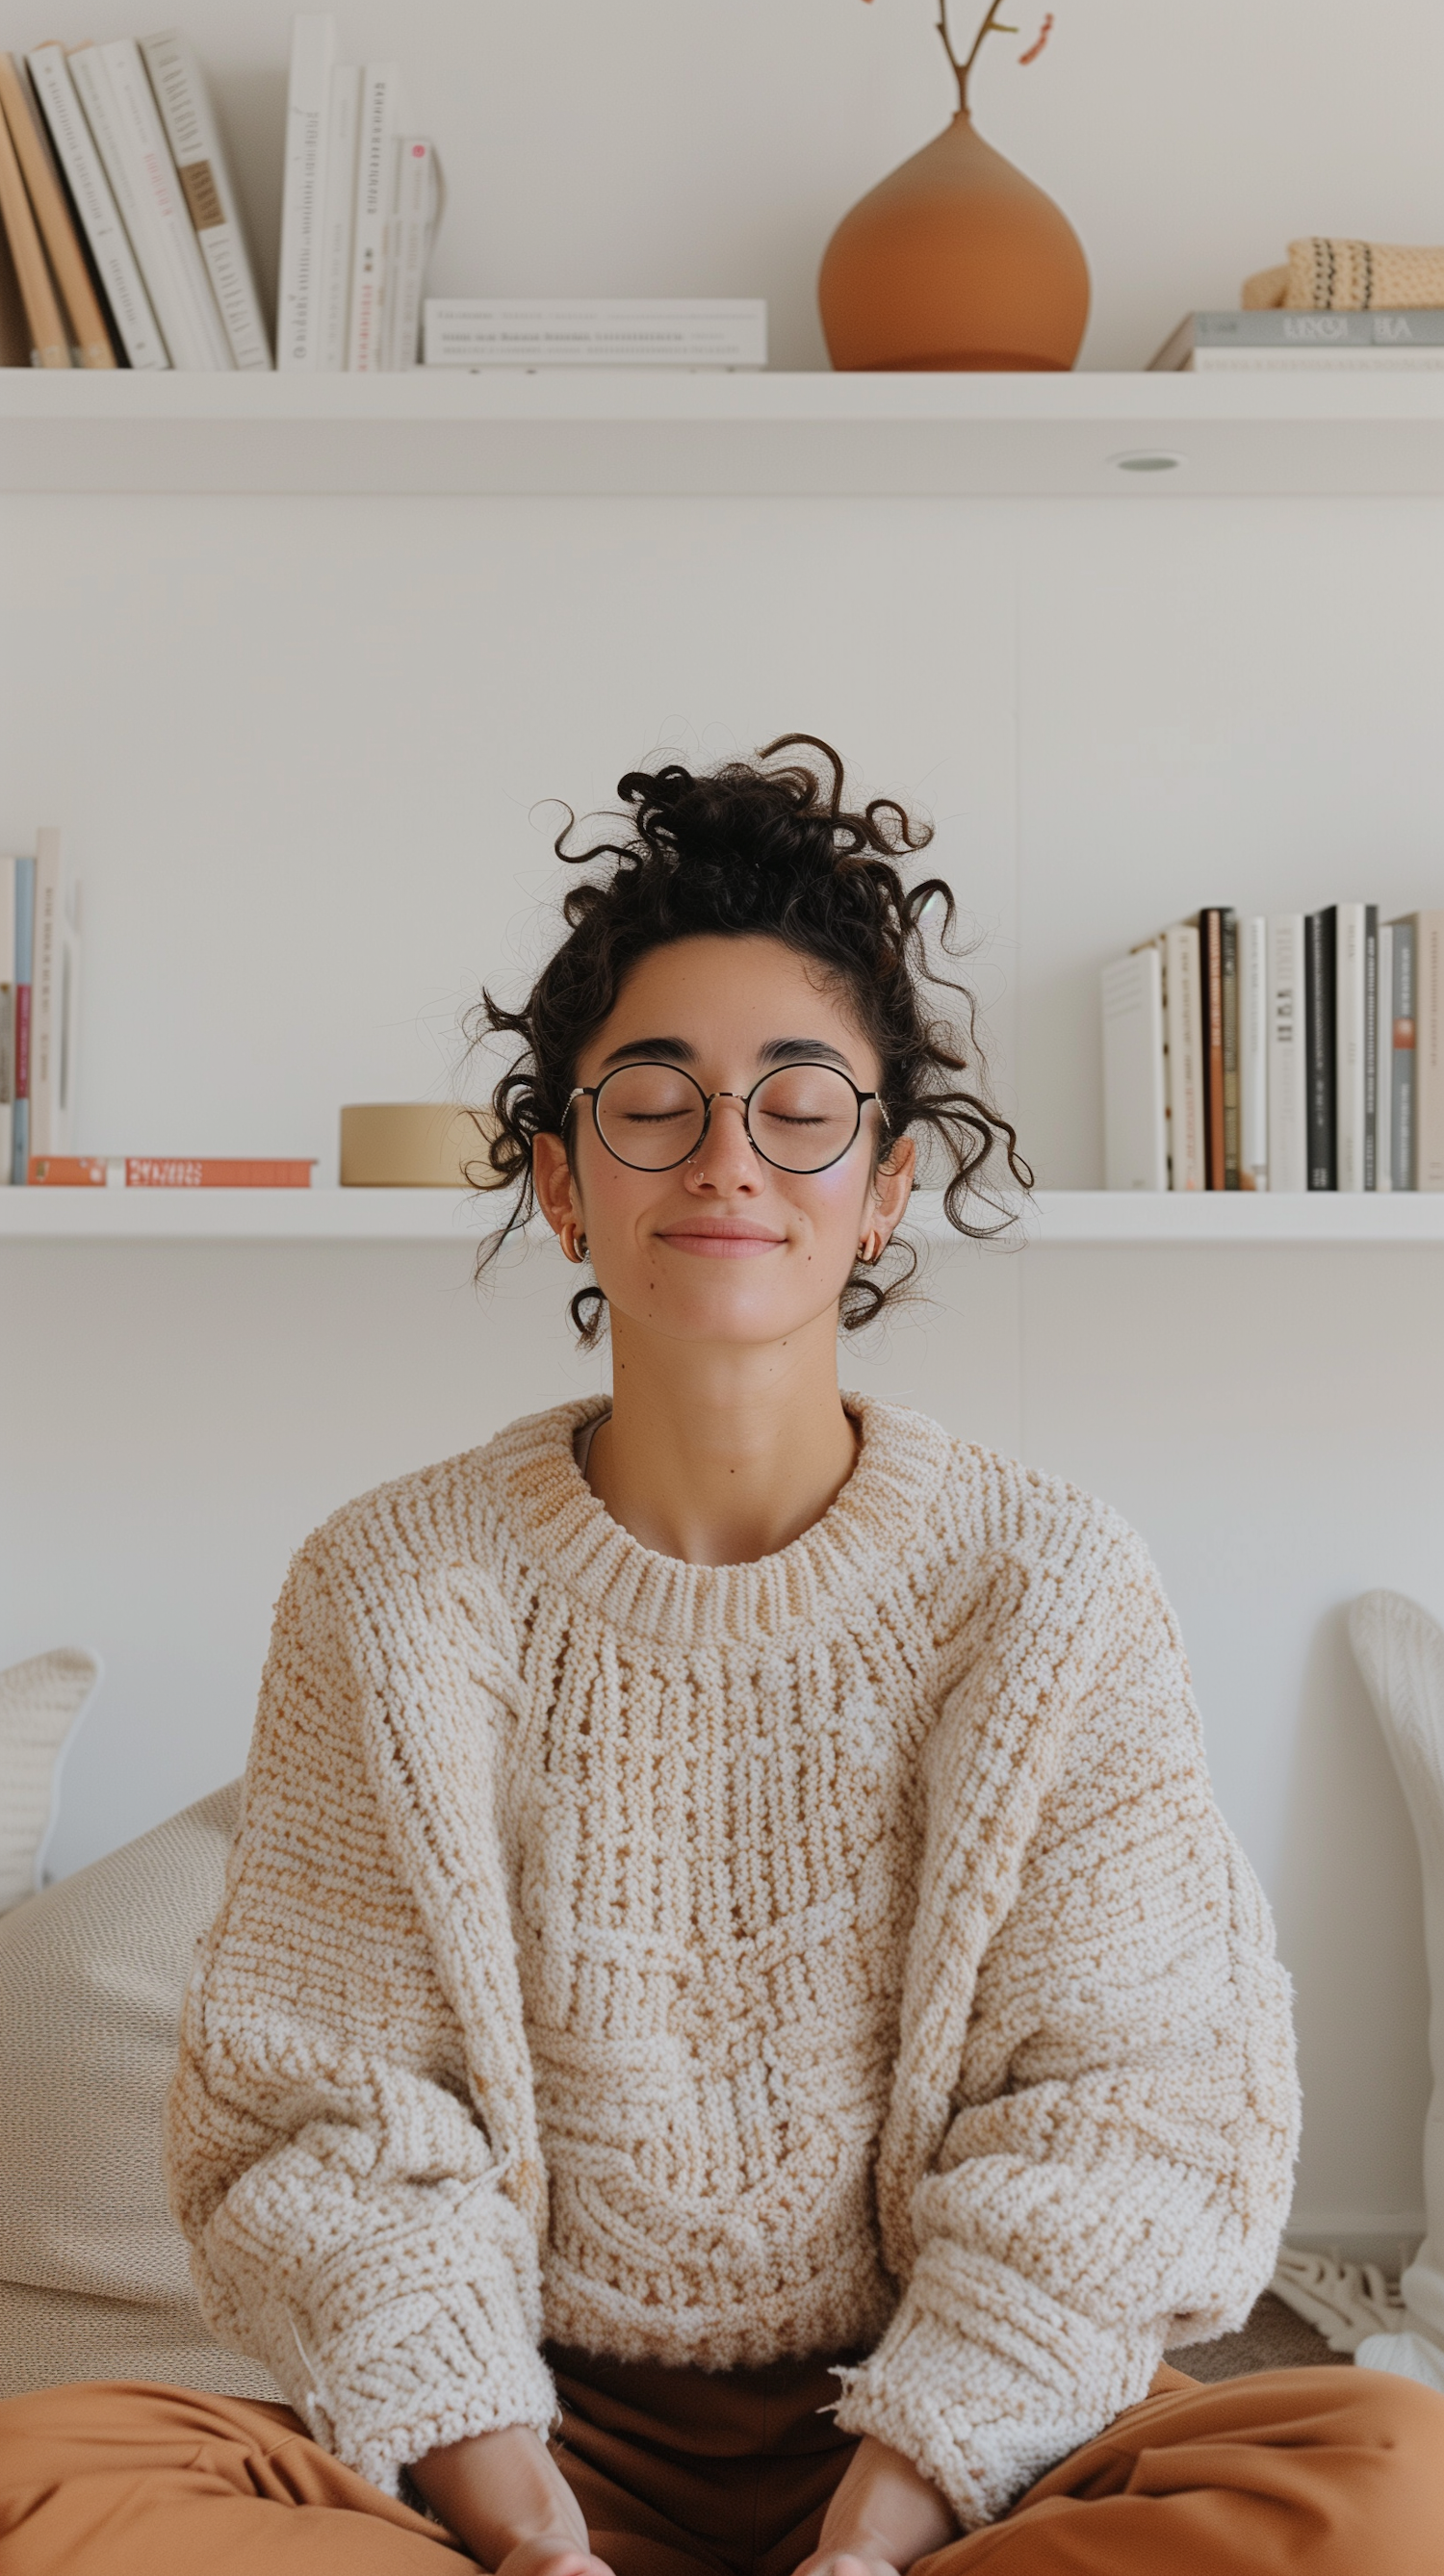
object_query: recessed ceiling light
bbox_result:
[1110,450,1185,475]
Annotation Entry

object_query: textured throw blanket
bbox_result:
[1244,240,1444,311]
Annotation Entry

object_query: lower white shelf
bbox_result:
[1,1187,1441,1243]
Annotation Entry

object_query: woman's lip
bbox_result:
[655,1224,787,1259]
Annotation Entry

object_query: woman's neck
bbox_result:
[584,1310,859,1566]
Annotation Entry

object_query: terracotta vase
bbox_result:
[818,112,1089,372]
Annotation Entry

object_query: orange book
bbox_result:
[0,55,114,366]
[30,1156,317,1186]
[0,73,67,366]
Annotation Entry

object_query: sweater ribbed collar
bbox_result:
[484,1393,953,1648]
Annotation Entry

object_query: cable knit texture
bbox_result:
[165,1397,1299,2522]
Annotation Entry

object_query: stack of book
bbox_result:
[1,833,80,1185]
[1150,311,1444,372]
[1101,906,1444,1194]
[276,14,442,374]
[0,33,269,370]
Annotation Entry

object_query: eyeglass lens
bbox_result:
[594,1063,863,1172]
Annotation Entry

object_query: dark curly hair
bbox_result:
[471,735,1030,1342]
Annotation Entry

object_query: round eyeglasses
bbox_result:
[568,1062,888,1175]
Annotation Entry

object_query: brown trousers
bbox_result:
[1,2345,1441,2576]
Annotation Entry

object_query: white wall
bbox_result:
[4,0,1444,2245]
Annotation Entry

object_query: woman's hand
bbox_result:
[793,2434,958,2576]
[409,2421,615,2576]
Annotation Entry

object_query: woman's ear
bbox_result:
[532,1131,581,1239]
[867,1133,916,1253]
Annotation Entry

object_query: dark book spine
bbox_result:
[1221,908,1239,1188]
[1199,909,1225,1188]
[1363,904,1378,1189]
[1394,921,1416,1189]
[1305,908,1337,1188]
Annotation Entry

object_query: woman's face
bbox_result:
[532,934,915,1352]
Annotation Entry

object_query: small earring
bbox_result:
[859,1230,883,1267]
[560,1222,588,1265]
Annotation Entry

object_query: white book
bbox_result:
[1335,901,1367,1192]
[26,42,168,371]
[0,855,14,1186]
[68,40,231,370]
[424,296,768,369]
[140,31,271,370]
[275,13,335,372]
[1162,920,1204,1191]
[1238,914,1268,1188]
[1376,922,1394,1193]
[382,136,442,370]
[1416,911,1444,1192]
[1101,950,1167,1191]
[317,61,359,372]
[346,62,403,372]
[1268,914,1308,1192]
[29,827,79,1159]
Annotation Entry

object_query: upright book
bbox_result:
[346,60,403,371]
[1375,921,1394,1193]
[0,855,14,1185]
[27,41,168,371]
[0,54,114,366]
[11,856,34,1185]
[1405,910,1444,1191]
[1196,908,1228,1188]
[275,13,334,371]
[68,39,232,369]
[1334,901,1368,1192]
[1238,914,1268,1188]
[0,74,68,365]
[1134,922,1204,1191]
[29,826,78,1162]
[140,31,271,371]
[1267,914,1307,1192]
[1389,917,1417,1190]
[317,59,359,371]
[1304,907,1337,1189]
[1100,949,1167,1191]
[383,135,442,371]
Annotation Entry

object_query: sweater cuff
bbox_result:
[832,2244,1160,2530]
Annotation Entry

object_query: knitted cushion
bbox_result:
[0,1778,280,2400]
[0,1648,101,1914]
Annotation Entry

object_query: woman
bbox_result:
[2,740,1438,2574]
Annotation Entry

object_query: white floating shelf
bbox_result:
[2,1187,1441,1243]
[4,369,1444,498]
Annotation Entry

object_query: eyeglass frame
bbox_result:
[565,1061,890,1176]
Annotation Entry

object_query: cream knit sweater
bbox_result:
[166,1397,1299,2528]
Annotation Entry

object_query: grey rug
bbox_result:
[1172,2291,1338,2382]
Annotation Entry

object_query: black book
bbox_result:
[1221,908,1239,1188]
[1305,907,1337,1189]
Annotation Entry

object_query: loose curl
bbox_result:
[469,735,1031,1343]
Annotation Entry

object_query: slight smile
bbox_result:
[654,1220,788,1259]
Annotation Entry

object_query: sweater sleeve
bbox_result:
[164,1534,556,2497]
[834,1530,1299,2529]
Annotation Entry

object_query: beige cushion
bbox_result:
[0,1779,280,2400]
[0,1648,101,1914]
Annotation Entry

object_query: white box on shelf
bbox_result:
[423,297,767,369]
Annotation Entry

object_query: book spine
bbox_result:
[0,54,114,365]
[346,63,400,372]
[28,1155,111,1184]
[12,856,34,1185]
[1335,901,1366,1191]
[1197,910,1225,1187]
[0,76,69,364]
[95,40,231,370]
[275,14,335,373]
[1362,903,1379,1188]
[1305,907,1337,1188]
[1163,921,1205,1190]
[1220,906,1239,1186]
[140,31,271,371]
[1392,919,1417,1189]
[0,855,13,1187]
[28,826,61,1159]
[1417,910,1444,1192]
[27,44,168,371]
[318,61,359,371]
[122,1157,316,1186]
[1375,921,1393,1192]
[1102,948,1167,1192]
[382,137,439,371]
[1267,915,1307,1191]
[1238,914,1268,1187]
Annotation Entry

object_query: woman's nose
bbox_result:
[685,1095,760,1190]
